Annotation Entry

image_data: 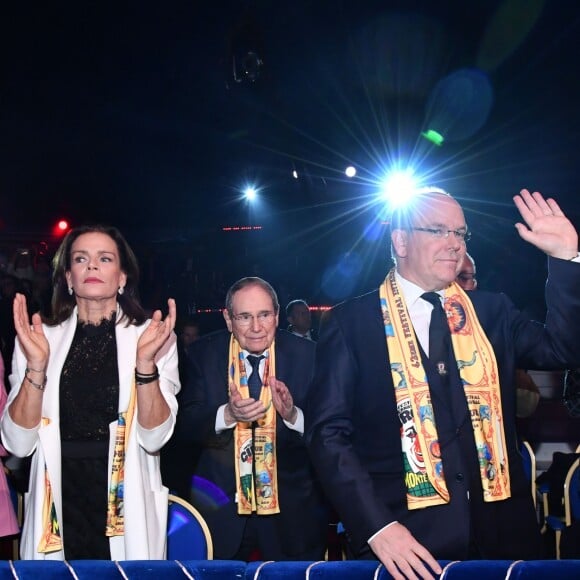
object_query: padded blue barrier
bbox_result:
[441,559,514,579]
[308,561,389,579]
[179,560,247,578]
[506,559,580,579]
[245,560,312,579]
[64,560,123,579]
[0,559,580,579]
[246,560,446,579]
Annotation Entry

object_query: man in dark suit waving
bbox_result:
[306,189,580,579]
[178,277,327,561]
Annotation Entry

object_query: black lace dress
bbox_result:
[59,314,119,559]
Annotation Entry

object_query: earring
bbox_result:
[118,287,124,295]
[68,287,73,296]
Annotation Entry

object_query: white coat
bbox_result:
[0,307,180,560]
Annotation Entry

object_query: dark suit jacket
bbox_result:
[306,258,580,561]
[177,328,328,559]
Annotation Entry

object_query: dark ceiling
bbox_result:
[1,0,579,309]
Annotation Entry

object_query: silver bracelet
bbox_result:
[25,370,47,391]
[26,365,46,373]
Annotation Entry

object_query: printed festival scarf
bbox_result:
[39,384,136,551]
[379,269,510,510]
[105,378,137,536]
[229,334,280,515]
[37,419,62,553]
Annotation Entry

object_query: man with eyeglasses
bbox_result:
[306,188,580,579]
[176,277,328,561]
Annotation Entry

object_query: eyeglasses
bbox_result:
[410,227,471,242]
[457,273,477,282]
[231,311,276,326]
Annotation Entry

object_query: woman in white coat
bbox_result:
[0,225,179,560]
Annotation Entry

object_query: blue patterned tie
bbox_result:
[246,355,264,400]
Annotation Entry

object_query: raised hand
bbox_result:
[268,377,297,423]
[368,522,441,580]
[225,382,266,424]
[136,298,177,368]
[513,189,578,259]
[13,293,49,369]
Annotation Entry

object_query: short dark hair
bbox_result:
[225,277,279,315]
[49,224,146,326]
[286,299,308,318]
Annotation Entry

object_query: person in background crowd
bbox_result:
[177,277,328,561]
[180,317,201,349]
[286,299,316,341]
[456,253,477,291]
[6,249,35,282]
[306,189,580,579]
[1,225,179,561]
[175,316,202,382]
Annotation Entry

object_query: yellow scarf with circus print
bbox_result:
[379,269,511,510]
[105,378,137,536]
[37,419,62,553]
[38,380,135,552]
[229,334,280,515]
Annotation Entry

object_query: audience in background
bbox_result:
[6,249,35,282]
[179,317,201,350]
[456,253,477,291]
[286,299,316,341]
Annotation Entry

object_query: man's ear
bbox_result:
[391,229,409,258]
[223,309,233,333]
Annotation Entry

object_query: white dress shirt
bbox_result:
[394,272,446,358]
[291,329,313,341]
[215,349,304,434]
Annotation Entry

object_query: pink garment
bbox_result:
[0,353,20,537]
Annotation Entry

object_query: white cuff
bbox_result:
[283,406,304,434]
[368,520,399,545]
[215,404,236,433]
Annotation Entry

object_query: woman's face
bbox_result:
[65,232,127,302]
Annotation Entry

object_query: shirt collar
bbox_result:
[394,271,445,307]
[242,349,269,359]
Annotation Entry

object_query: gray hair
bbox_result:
[388,187,455,264]
[225,277,280,315]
